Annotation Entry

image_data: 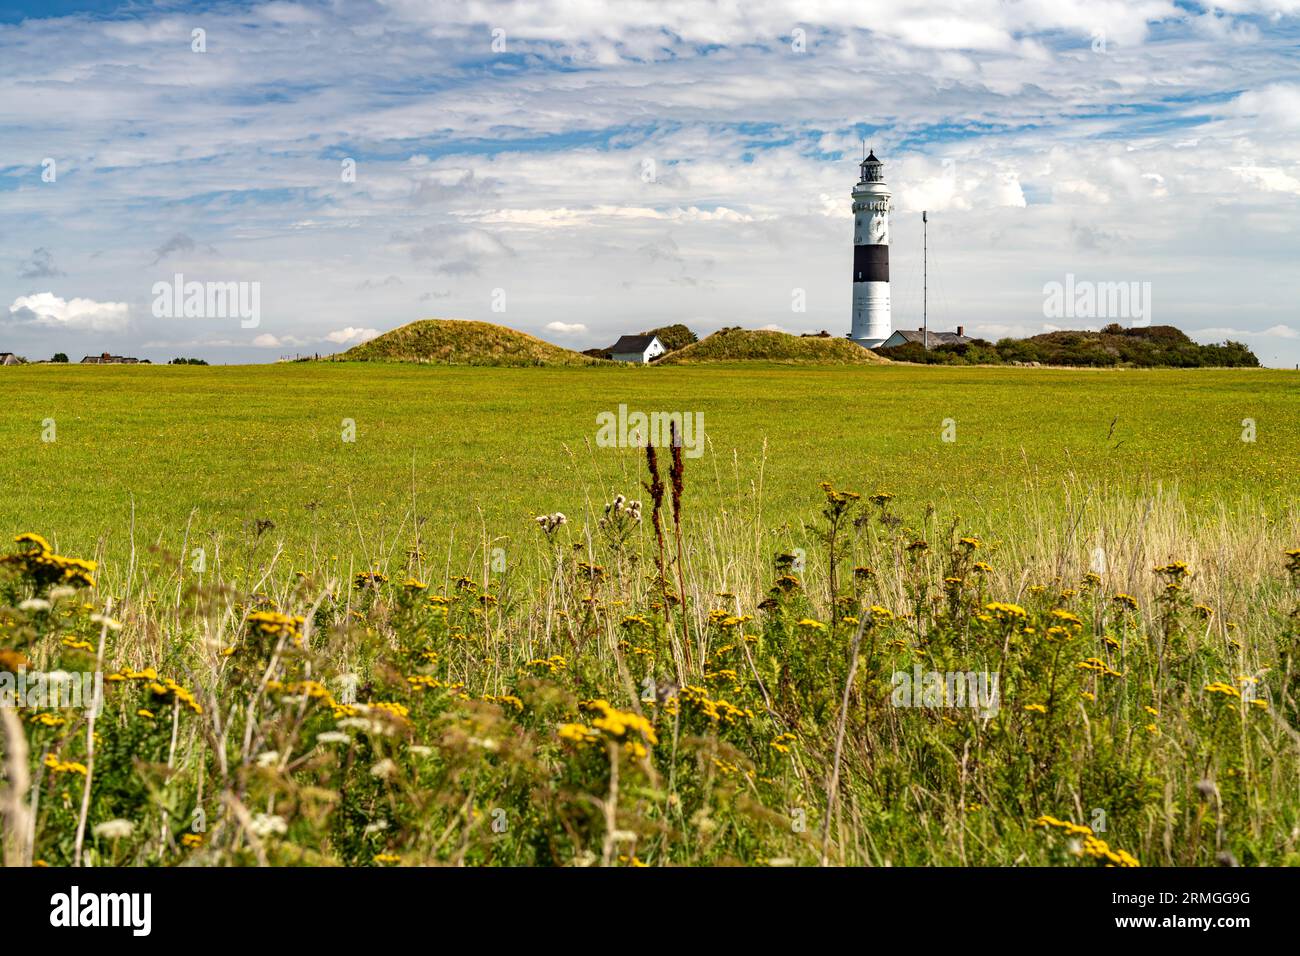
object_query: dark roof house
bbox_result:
[608,335,665,364]
[81,352,148,364]
[879,326,974,349]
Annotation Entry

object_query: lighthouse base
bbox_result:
[848,334,888,349]
[850,280,891,348]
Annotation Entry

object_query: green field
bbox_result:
[3,363,1296,570]
[1,363,1298,867]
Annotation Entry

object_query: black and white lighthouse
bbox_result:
[849,150,892,347]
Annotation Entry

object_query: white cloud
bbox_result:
[252,333,283,347]
[463,205,759,227]
[1230,165,1300,195]
[1191,325,1299,340]
[1230,84,1300,130]
[544,321,587,335]
[7,293,129,332]
[325,326,381,344]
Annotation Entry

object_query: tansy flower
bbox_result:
[44,754,88,776]
[558,722,599,745]
[770,732,797,753]
[579,699,658,747]
[1154,561,1190,579]
[1078,657,1123,678]
[984,602,1027,622]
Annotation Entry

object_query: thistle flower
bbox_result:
[535,512,567,535]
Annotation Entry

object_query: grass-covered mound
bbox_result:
[657,328,889,365]
[878,324,1259,368]
[339,319,600,367]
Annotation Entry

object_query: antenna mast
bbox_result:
[922,211,928,350]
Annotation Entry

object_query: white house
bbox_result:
[609,334,665,364]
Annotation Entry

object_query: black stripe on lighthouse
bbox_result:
[853,244,889,282]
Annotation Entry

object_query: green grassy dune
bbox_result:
[657,328,890,365]
[340,318,600,366]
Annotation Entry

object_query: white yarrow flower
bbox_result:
[93,819,135,840]
[249,813,288,837]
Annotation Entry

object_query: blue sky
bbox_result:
[2,0,1299,364]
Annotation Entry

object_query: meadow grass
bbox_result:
[0,363,1297,866]
[1,363,1295,566]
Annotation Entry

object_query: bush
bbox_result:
[642,323,697,353]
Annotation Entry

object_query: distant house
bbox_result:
[878,326,974,349]
[609,335,665,364]
[80,352,149,365]
[0,352,21,366]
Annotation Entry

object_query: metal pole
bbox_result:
[922,211,928,349]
